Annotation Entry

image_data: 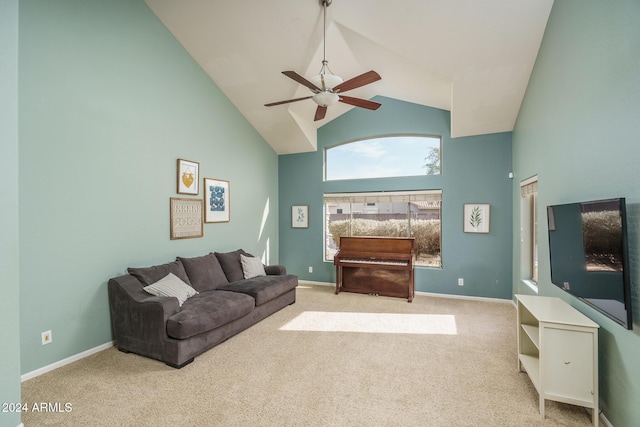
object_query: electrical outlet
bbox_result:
[308,266,313,273]
[458,278,464,286]
[41,330,52,345]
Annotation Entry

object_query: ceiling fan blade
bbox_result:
[264,96,313,107]
[314,106,328,121]
[333,70,381,93]
[339,95,382,110]
[282,71,321,92]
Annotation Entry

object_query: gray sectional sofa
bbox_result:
[108,249,297,368]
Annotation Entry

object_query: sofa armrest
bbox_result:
[264,264,286,275]
[108,274,180,357]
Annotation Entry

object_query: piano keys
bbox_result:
[338,258,408,266]
[333,236,415,302]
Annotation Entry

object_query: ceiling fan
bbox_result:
[264,0,381,121]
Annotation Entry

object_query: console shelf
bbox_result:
[515,294,599,426]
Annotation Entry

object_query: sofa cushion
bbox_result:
[143,273,198,307]
[178,253,228,292]
[166,290,255,340]
[214,249,249,282]
[264,264,286,275]
[241,254,266,279]
[128,260,191,286]
[218,274,298,306]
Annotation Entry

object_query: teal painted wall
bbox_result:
[280,97,513,299]
[512,1,640,425]
[0,1,22,426]
[18,0,279,374]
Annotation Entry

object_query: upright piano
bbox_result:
[334,236,415,302]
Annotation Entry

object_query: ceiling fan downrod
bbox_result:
[311,0,341,105]
[321,0,332,73]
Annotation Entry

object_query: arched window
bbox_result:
[325,135,441,181]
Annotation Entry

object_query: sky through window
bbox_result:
[325,135,440,181]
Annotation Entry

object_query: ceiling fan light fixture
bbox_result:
[310,72,343,91]
[312,91,340,107]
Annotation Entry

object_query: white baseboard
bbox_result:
[416,290,512,304]
[298,280,512,304]
[21,341,114,382]
[298,280,333,287]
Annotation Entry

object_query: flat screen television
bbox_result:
[547,197,633,329]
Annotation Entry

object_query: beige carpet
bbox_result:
[21,284,595,426]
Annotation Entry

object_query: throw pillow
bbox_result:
[215,249,250,282]
[128,260,192,286]
[143,273,198,306]
[178,253,229,292]
[241,254,266,279]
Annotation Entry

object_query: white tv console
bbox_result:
[515,294,599,426]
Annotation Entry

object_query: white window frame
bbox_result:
[520,176,539,292]
[323,190,442,268]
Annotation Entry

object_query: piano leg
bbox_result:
[335,265,342,294]
[408,268,415,302]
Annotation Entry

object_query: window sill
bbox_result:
[415,265,442,270]
[521,279,539,294]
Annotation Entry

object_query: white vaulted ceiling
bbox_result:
[144,0,554,154]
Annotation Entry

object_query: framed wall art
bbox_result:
[292,205,309,228]
[464,204,490,233]
[177,158,199,195]
[170,197,203,240]
[204,178,230,223]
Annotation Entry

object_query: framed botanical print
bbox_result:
[170,198,203,239]
[292,205,309,228]
[464,204,490,233]
[204,178,230,223]
[177,158,199,195]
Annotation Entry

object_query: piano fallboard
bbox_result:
[334,236,415,302]
[337,258,408,267]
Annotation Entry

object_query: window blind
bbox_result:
[324,190,442,205]
[520,180,538,197]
